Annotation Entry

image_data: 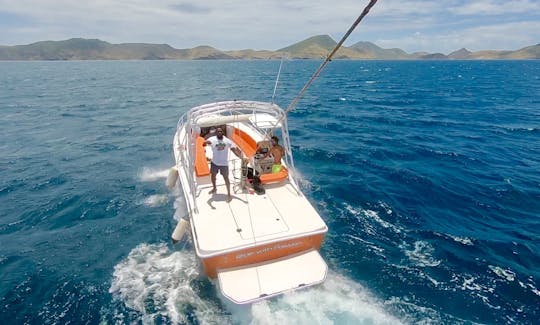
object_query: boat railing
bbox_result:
[176,112,199,214]
[278,115,302,196]
[175,101,304,212]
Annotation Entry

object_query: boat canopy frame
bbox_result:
[175,100,301,214]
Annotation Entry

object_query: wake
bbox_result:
[109,243,402,324]
[139,167,171,182]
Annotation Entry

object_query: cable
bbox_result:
[274,0,379,128]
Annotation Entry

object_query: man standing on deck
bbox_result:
[205,127,243,202]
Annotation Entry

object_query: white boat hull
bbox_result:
[172,101,328,303]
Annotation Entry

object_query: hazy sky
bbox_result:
[0,0,538,54]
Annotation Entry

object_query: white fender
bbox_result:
[166,166,179,189]
[171,218,189,244]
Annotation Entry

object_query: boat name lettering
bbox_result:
[235,241,303,260]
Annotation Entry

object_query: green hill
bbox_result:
[350,41,410,59]
[0,38,110,60]
[277,35,378,59]
[502,44,540,59]
[0,37,538,60]
[0,38,183,60]
[224,49,285,59]
[277,35,337,58]
[446,44,540,60]
[104,43,182,60]
[448,48,472,59]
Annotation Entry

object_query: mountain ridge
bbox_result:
[1,36,538,60]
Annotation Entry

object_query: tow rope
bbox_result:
[281,0,379,117]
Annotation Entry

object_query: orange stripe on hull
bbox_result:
[201,233,325,278]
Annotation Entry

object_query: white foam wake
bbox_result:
[236,272,403,325]
[139,167,171,182]
[109,243,229,324]
[343,202,403,235]
[448,234,473,246]
[402,241,441,267]
[488,265,515,282]
[110,244,403,324]
[139,194,170,207]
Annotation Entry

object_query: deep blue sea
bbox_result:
[1,59,539,324]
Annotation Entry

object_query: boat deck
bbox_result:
[173,101,329,303]
[191,156,327,257]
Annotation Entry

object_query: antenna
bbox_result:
[271,56,286,104]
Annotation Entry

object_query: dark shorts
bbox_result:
[210,162,229,176]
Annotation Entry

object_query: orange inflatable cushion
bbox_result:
[231,127,257,158]
[260,168,289,184]
[195,136,210,177]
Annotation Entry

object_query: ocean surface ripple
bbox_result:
[1,60,539,324]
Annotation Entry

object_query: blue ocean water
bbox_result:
[1,59,539,324]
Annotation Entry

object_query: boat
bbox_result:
[167,0,379,305]
[169,100,328,304]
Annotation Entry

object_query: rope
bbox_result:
[277,0,379,124]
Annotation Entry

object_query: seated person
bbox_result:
[263,136,285,173]
[256,140,271,154]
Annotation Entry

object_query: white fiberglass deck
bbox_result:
[218,249,327,304]
[191,156,327,257]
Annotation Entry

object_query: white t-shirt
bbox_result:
[207,136,236,166]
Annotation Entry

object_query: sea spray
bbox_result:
[110,244,403,324]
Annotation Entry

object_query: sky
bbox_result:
[0,0,539,54]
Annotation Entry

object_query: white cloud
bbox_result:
[374,0,447,16]
[449,0,540,15]
[377,21,540,53]
[0,0,538,52]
